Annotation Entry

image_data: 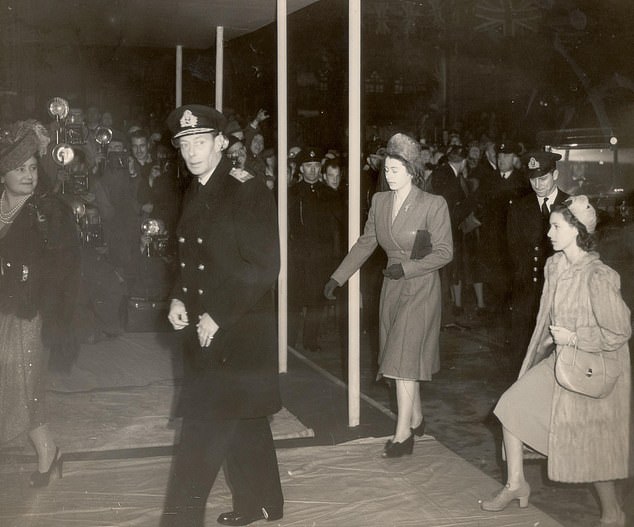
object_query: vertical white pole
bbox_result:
[277,0,288,373]
[215,26,224,112]
[175,45,183,107]
[348,0,361,428]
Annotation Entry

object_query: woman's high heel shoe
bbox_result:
[29,448,63,488]
[411,418,425,437]
[382,434,414,458]
[480,481,530,512]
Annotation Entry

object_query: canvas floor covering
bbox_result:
[0,436,564,527]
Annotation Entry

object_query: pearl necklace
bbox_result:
[0,191,31,224]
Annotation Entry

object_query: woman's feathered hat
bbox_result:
[0,120,50,174]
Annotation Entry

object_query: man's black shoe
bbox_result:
[217,507,283,526]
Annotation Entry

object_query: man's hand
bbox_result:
[255,108,270,123]
[168,299,189,330]
[382,264,404,280]
[323,278,340,300]
[197,313,220,348]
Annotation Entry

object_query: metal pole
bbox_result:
[215,26,224,112]
[277,0,289,373]
[175,45,183,107]
[348,0,361,428]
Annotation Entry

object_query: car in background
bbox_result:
[537,127,634,312]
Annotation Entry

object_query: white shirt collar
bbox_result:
[538,187,559,207]
[198,171,213,186]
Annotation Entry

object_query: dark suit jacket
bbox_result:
[172,156,281,420]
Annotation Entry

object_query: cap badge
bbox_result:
[527,157,540,170]
[180,110,198,128]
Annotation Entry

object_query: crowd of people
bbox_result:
[0,99,630,527]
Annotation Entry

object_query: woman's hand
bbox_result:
[324,278,340,300]
[382,264,404,280]
[197,313,219,348]
[549,325,576,346]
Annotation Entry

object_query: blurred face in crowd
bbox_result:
[101,112,114,128]
[131,136,150,164]
[468,146,481,167]
[324,165,342,190]
[250,133,264,156]
[497,152,515,173]
[530,170,559,198]
[86,106,100,128]
[384,156,412,192]
[178,132,223,177]
[484,142,496,165]
[300,161,321,184]
[420,148,432,165]
[227,141,247,168]
[2,156,38,198]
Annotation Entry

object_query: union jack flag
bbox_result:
[474,0,541,37]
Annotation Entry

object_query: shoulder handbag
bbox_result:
[554,343,622,398]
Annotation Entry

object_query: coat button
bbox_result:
[534,256,538,262]
[198,289,204,295]
[180,262,185,268]
[197,237,203,244]
[198,264,205,270]
[178,236,185,243]
[182,286,188,293]
[533,267,538,271]
[534,246,539,251]
[533,277,538,282]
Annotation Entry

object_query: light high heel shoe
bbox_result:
[480,481,530,512]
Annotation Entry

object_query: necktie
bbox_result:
[541,197,549,218]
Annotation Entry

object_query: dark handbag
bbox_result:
[554,344,622,398]
[410,229,432,260]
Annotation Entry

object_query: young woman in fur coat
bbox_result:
[481,195,631,527]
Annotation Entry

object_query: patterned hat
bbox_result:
[521,151,562,178]
[0,120,50,174]
[167,104,227,140]
[565,195,597,233]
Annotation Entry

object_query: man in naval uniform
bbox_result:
[507,151,568,374]
[161,104,283,527]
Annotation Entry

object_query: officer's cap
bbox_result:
[497,141,520,155]
[296,147,324,166]
[167,104,227,142]
[521,151,562,178]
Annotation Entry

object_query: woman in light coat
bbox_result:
[324,133,453,457]
[481,196,631,527]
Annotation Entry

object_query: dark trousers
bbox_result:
[160,416,283,527]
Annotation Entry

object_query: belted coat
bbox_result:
[171,157,281,420]
[519,251,632,482]
[331,187,453,380]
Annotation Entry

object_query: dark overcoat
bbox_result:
[507,188,569,351]
[476,165,530,283]
[171,157,281,420]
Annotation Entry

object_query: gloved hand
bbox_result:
[382,263,404,280]
[323,278,340,300]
